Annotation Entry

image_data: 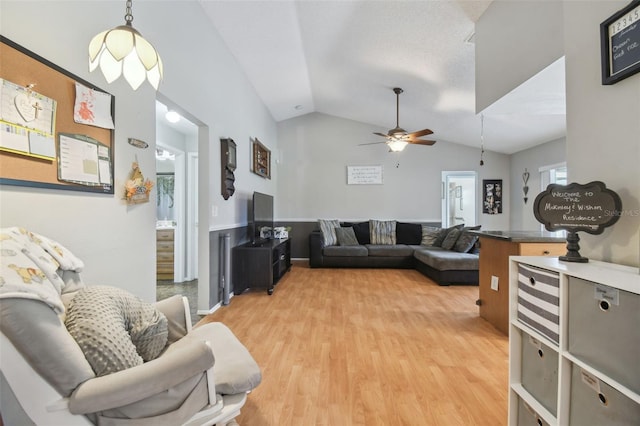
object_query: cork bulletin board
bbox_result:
[0,36,115,194]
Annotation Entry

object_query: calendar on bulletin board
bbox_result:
[0,36,115,194]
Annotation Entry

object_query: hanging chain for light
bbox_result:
[479,114,485,166]
[125,0,134,26]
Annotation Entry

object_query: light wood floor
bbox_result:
[199,263,509,425]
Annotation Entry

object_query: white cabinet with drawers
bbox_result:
[508,256,640,426]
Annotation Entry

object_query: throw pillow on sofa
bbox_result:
[441,228,462,250]
[454,226,481,253]
[335,227,359,246]
[433,224,464,247]
[318,219,341,246]
[396,222,422,245]
[370,220,396,245]
[421,225,441,246]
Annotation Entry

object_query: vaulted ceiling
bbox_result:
[198,0,566,154]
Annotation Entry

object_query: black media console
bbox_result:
[232,238,291,295]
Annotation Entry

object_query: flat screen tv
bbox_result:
[252,191,274,243]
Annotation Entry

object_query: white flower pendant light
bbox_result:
[89,0,163,90]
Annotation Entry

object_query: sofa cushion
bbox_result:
[351,221,370,245]
[318,219,340,246]
[421,225,441,246]
[433,224,464,247]
[396,222,422,245]
[323,245,369,257]
[441,228,462,250]
[185,322,262,394]
[0,298,95,397]
[370,220,396,245]
[335,227,359,246]
[414,247,479,271]
[366,244,414,257]
[454,226,481,253]
[65,286,168,377]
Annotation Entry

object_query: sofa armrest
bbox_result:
[308,231,325,268]
[69,339,214,414]
[155,295,190,343]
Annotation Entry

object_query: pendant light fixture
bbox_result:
[88,0,163,90]
[479,114,485,166]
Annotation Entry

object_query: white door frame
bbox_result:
[157,142,186,282]
[441,171,478,228]
[186,152,198,280]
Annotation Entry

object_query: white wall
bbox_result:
[277,112,511,230]
[563,1,640,266]
[0,1,277,304]
[510,138,566,230]
[475,0,564,112]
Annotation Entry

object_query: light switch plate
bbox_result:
[491,275,499,291]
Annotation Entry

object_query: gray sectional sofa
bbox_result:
[308,221,479,286]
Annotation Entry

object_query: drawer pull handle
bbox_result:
[598,392,608,406]
[599,300,610,311]
[280,254,285,260]
[543,250,550,255]
[529,277,536,286]
[537,349,544,358]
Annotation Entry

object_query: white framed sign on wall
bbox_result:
[347,165,383,185]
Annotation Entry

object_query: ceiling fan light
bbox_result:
[388,140,408,152]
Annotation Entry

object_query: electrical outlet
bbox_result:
[491,275,499,291]
[212,205,218,217]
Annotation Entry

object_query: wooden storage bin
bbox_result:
[517,264,560,344]
[568,276,640,394]
[520,332,558,416]
[569,365,640,426]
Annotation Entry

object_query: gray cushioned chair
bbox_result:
[0,282,261,426]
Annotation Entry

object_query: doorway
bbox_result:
[441,171,477,228]
[155,100,198,283]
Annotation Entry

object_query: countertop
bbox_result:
[469,230,567,243]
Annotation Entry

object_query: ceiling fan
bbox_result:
[360,87,436,152]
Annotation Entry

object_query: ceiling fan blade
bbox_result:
[407,128,433,138]
[408,139,437,146]
[373,132,390,138]
[358,141,388,146]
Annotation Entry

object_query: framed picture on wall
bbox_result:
[483,179,502,214]
[251,138,270,179]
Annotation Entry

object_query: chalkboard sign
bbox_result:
[534,181,622,233]
[534,181,622,262]
[601,0,640,84]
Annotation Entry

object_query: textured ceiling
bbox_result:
[198,0,566,154]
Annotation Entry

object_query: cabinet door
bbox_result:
[479,238,519,334]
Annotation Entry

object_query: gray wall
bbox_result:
[276,112,511,231]
[563,1,640,266]
[476,0,640,266]
[510,138,566,231]
[0,1,277,306]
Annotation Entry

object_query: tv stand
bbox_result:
[232,238,291,295]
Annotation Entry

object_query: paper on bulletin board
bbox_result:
[0,78,57,160]
[73,82,114,129]
[57,133,112,188]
